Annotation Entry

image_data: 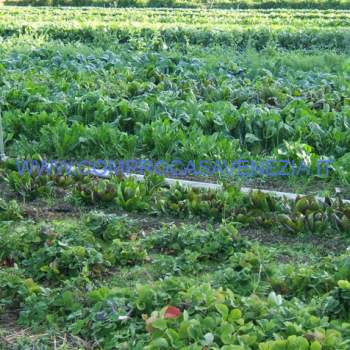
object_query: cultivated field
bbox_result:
[0,5,350,350]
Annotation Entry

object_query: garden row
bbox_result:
[1,166,350,234]
[1,203,350,348]
[3,0,350,10]
[1,8,350,50]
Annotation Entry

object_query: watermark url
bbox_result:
[15,159,333,178]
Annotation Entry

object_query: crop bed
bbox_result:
[0,6,350,350]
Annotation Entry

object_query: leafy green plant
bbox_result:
[85,211,139,241]
[0,198,23,221]
[105,239,149,266]
[5,171,52,199]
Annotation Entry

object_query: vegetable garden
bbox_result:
[0,5,350,349]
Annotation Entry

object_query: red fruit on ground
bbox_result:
[163,306,181,319]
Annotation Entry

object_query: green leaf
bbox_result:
[202,332,214,346]
[338,280,350,290]
[228,308,242,322]
[310,341,322,350]
[152,318,168,331]
[215,303,229,320]
[166,329,180,346]
[220,323,235,344]
[148,337,169,349]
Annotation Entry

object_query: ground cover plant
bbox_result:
[0,4,350,349]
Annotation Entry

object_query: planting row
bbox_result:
[1,214,350,348]
[1,9,350,49]
[1,41,349,185]
[1,167,350,234]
